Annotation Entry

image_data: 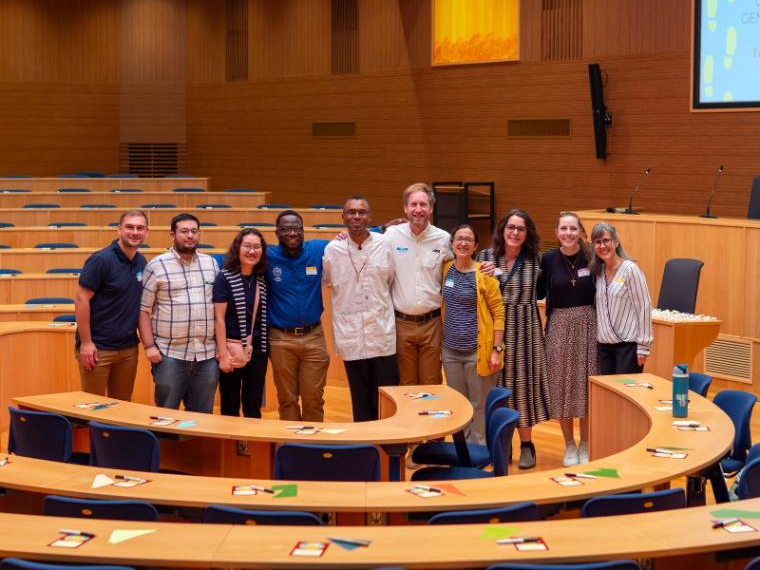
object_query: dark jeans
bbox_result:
[219,354,268,418]
[344,354,400,422]
[598,342,643,375]
[152,355,219,413]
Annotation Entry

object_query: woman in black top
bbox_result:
[537,212,597,466]
[213,228,269,417]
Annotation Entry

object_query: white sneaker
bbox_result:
[578,442,589,464]
[563,441,579,467]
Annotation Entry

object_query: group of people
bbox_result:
[74,185,654,472]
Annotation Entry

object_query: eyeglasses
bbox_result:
[505,225,527,234]
[277,226,304,234]
[343,209,369,217]
[176,228,200,236]
[241,243,263,251]
[593,238,613,248]
[453,236,476,244]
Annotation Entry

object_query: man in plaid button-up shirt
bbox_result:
[139,213,219,413]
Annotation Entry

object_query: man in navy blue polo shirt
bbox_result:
[268,210,330,421]
[74,209,149,401]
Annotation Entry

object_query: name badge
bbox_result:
[613,277,625,285]
[577,268,590,278]
[395,246,409,254]
[444,278,455,288]
[305,266,318,276]
[136,270,143,282]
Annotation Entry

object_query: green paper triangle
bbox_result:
[480,525,518,539]
[615,378,636,384]
[583,468,620,478]
[272,483,298,498]
[710,508,760,519]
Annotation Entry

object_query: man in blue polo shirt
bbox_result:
[268,210,330,421]
[74,209,149,401]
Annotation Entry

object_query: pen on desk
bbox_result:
[676,422,701,428]
[114,474,145,483]
[58,529,95,538]
[328,537,372,547]
[418,410,448,416]
[0,457,9,466]
[496,537,541,545]
[646,447,675,454]
[412,485,442,493]
[249,484,275,494]
[564,472,597,479]
[712,518,740,529]
[149,415,175,421]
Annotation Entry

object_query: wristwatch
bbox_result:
[492,346,503,353]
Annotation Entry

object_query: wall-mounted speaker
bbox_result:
[588,63,612,160]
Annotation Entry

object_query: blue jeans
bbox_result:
[152,355,219,413]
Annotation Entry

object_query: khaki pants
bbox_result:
[395,316,443,386]
[77,345,138,401]
[269,325,329,421]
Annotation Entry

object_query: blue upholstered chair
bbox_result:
[34,242,78,249]
[44,495,159,522]
[202,505,322,525]
[257,203,291,209]
[275,443,381,481]
[0,269,22,275]
[25,297,74,305]
[412,386,512,468]
[173,187,205,192]
[7,406,75,462]
[688,372,712,398]
[88,421,160,472]
[412,408,519,480]
[714,389,757,476]
[427,501,539,525]
[46,268,82,275]
[580,488,686,518]
[52,314,76,323]
[23,203,60,208]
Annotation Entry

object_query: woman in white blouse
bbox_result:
[588,222,653,374]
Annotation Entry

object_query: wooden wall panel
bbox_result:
[186,0,226,84]
[0,0,118,83]
[118,0,187,144]
[248,0,331,79]
[359,0,430,72]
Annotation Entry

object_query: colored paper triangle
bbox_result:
[583,468,620,479]
[437,483,466,496]
[330,540,362,550]
[108,529,155,544]
[480,525,518,539]
[272,483,298,498]
[615,378,636,384]
[711,508,760,519]
[92,474,114,489]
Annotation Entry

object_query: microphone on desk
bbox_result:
[623,167,651,215]
[700,164,724,219]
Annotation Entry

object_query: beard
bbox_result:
[174,242,197,255]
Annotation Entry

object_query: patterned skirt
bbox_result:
[545,305,598,420]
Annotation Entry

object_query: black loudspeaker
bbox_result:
[588,63,610,160]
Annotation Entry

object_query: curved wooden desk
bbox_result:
[0,191,269,209]
[0,226,336,249]
[0,207,340,228]
[0,501,759,568]
[5,373,733,516]
[0,303,74,322]
[0,177,209,193]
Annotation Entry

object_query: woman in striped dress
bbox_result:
[588,222,653,374]
[477,209,550,469]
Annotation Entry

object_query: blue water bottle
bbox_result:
[672,364,689,418]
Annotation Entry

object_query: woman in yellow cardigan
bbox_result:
[441,224,505,445]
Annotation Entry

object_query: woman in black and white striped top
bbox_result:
[588,222,653,374]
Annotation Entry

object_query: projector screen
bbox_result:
[693,0,760,110]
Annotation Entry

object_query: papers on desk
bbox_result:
[108,529,156,544]
[285,426,347,435]
[75,401,119,411]
[407,484,443,498]
[417,410,452,418]
[0,457,9,467]
[713,519,757,533]
[49,530,94,549]
[92,474,149,489]
[551,475,584,487]
[405,392,440,401]
[673,420,709,431]
[149,416,177,426]
[290,541,329,557]
[328,537,372,550]
[624,382,653,389]
[647,447,688,459]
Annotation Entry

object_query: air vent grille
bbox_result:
[507,119,571,138]
[118,143,186,177]
[312,122,356,137]
[541,0,583,61]
[226,0,248,81]
[332,0,359,74]
[705,337,752,383]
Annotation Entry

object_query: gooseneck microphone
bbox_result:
[700,164,724,219]
[623,167,651,215]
